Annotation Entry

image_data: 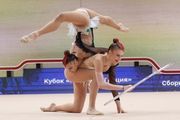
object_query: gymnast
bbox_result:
[40,39,133,114]
[20,7,129,114]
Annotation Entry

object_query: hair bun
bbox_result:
[113,38,125,51]
[64,50,70,56]
[113,38,119,43]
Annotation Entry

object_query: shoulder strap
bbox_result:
[90,28,95,47]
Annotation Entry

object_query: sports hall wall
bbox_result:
[0,0,180,94]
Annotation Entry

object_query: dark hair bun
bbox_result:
[64,50,70,56]
[113,38,119,43]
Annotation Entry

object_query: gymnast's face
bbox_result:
[109,48,124,66]
[65,60,79,73]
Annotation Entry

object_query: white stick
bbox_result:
[104,62,174,106]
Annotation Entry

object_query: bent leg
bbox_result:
[54,83,87,112]
[37,11,90,36]
[88,79,99,109]
[87,79,104,115]
[83,8,129,32]
[21,10,90,43]
[40,83,87,113]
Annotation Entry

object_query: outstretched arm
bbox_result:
[108,66,126,113]
[93,56,130,90]
[108,66,119,99]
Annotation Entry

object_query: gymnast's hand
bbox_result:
[115,100,127,113]
[123,85,134,92]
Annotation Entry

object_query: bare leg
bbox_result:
[21,8,129,43]
[83,8,130,32]
[20,10,89,43]
[40,83,87,113]
[86,79,104,115]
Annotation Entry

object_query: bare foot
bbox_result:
[118,23,130,32]
[20,31,39,43]
[86,108,104,115]
[40,103,56,112]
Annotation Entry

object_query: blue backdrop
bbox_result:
[0,66,180,94]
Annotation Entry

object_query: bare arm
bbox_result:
[108,66,120,99]
[108,66,126,113]
[93,57,125,90]
[95,72,125,90]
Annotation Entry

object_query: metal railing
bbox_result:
[0,57,179,74]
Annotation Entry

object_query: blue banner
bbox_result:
[111,66,153,92]
[153,74,180,91]
[0,66,154,94]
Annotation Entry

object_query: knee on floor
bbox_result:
[73,108,82,113]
